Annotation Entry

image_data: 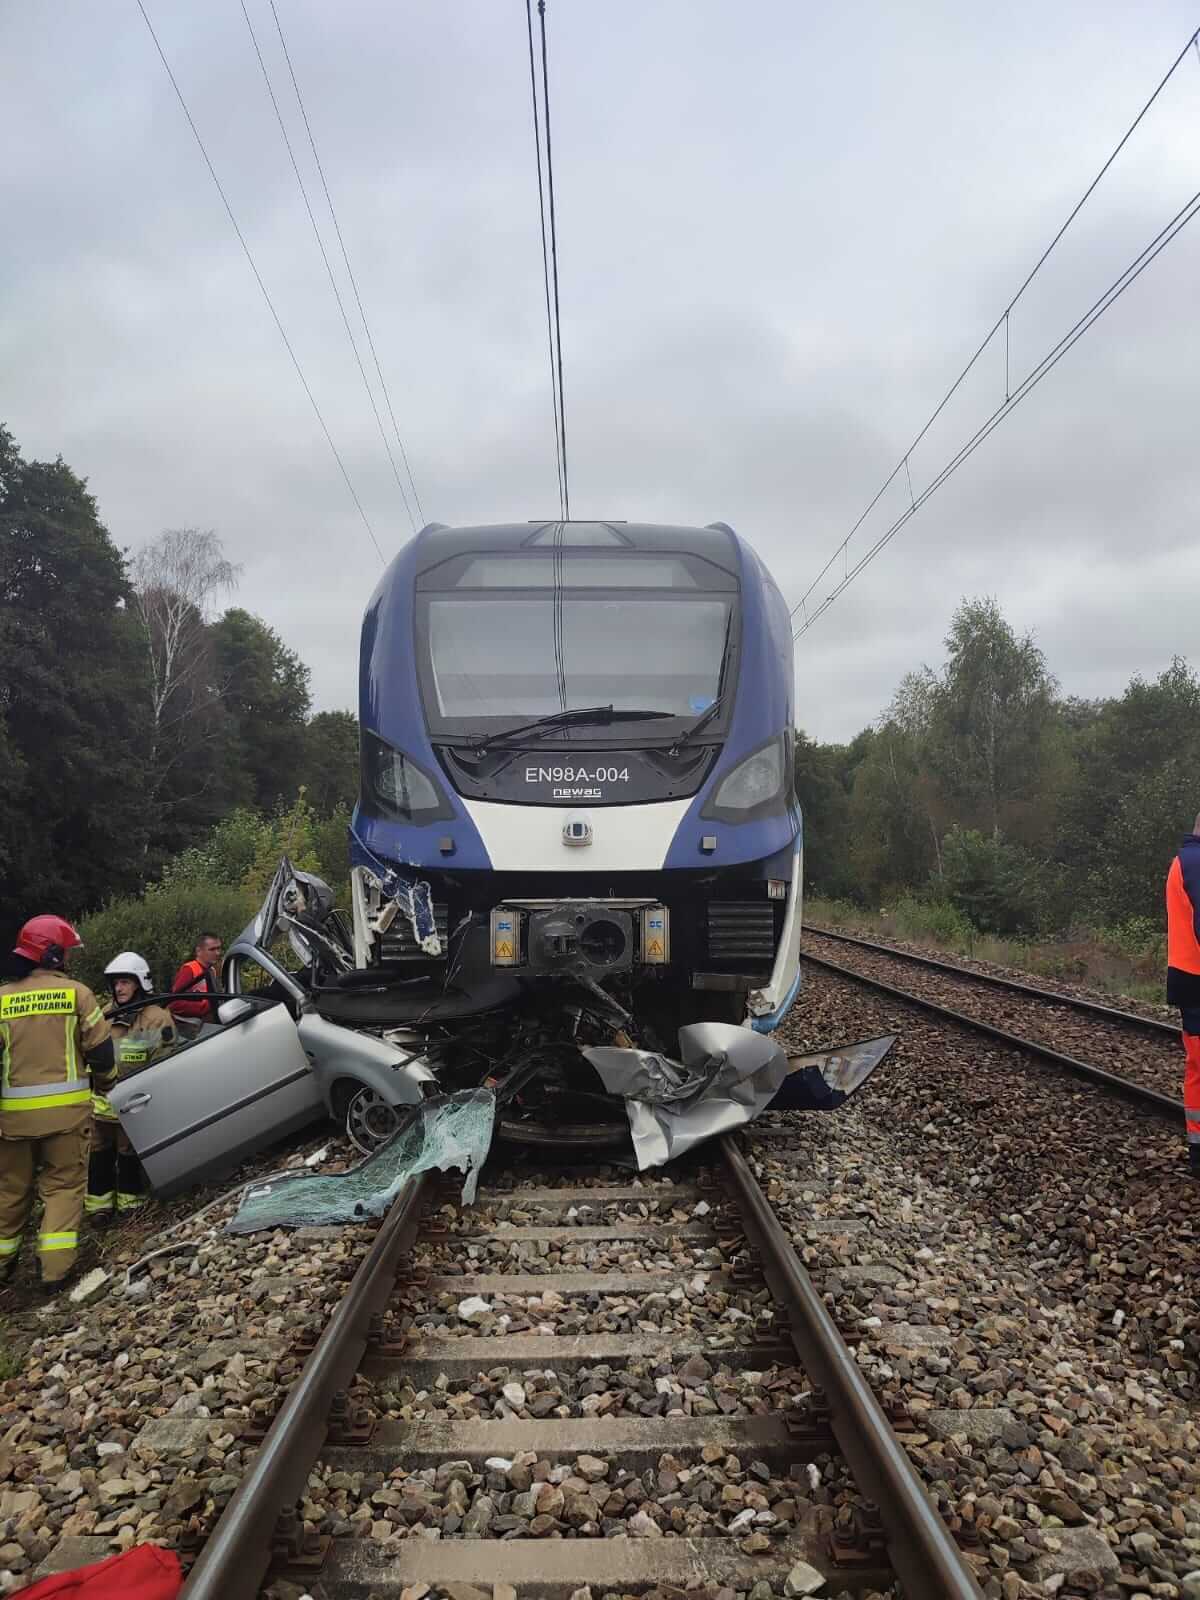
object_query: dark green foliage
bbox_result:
[940,826,1062,936]
[798,597,1190,940]
[76,882,258,995]
[301,711,360,815]
[209,609,312,811]
[0,426,153,940]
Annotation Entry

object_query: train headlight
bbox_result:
[362,732,454,823]
[701,735,792,822]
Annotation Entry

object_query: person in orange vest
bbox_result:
[1166,814,1200,1175]
[168,932,222,1034]
[0,916,116,1288]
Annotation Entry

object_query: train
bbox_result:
[347,518,805,1146]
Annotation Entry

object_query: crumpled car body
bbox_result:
[110,861,892,1193]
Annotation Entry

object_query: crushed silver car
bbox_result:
[109,860,893,1193]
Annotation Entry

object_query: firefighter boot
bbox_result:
[115,1149,148,1216]
[86,1143,117,1228]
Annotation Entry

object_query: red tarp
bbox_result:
[19,1545,182,1599]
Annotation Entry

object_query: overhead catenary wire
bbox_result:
[239,0,415,533]
[266,0,424,527]
[538,0,570,520]
[525,0,565,519]
[790,20,1200,630]
[135,0,384,563]
[793,183,1200,640]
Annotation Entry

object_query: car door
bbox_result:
[110,996,323,1195]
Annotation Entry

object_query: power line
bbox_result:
[266,0,425,527]
[794,183,1200,640]
[239,0,415,532]
[135,0,384,562]
[525,0,565,519]
[538,0,570,520]
[791,20,1200,627]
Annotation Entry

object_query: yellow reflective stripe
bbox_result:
[0,1088,91,1111]
[0,1237,20,1257]
[116,1194,146,1211]
[92,1094,115,1118]
[0,989,73,1017]
[37,1232,77,1250]
[0,1022,9,1092]
[82,1006,103,1028]
[65,1014,77,1082]
[85,1193,115,1212]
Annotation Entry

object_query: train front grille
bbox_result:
[706,901,777,966]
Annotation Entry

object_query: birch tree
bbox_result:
[130,528,240,799]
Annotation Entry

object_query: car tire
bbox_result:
[343,1083,403,1155]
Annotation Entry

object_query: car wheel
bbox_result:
[344,1084,402,1154]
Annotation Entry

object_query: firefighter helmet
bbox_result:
[13,915,83,969]
[103,952,153,995]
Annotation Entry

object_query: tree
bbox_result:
[300,710,360,815]
[924,597,1060,844]
[0,425,152,928]
[128,528,241,860]
[210,609,312,811]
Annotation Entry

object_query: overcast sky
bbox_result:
[2,2,1197,740]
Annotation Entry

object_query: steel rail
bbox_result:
[806,924,1177,1038]
[181,1171,433,1600]
[803,950,1183,1119]
[718,1136,984,1600]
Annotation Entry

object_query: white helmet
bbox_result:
[104,952,153,995]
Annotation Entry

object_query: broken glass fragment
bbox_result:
[226,1088,494,1234]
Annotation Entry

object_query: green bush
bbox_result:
[889,894,978,947]
[77,881,257,995]
[939,827,1064,937]
[158,808,271,891]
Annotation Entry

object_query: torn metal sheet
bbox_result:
[387,869,441,956]
[768,1034,897,1111]
[225,1088,494,1233]
[584,1022,789,1169]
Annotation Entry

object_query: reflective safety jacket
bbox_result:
[92,1002,176,1122]
[0,970,113,1137]
[1166,833,1200,1010]
[169,959,217,1023]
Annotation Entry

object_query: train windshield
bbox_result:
[417,553,736,733]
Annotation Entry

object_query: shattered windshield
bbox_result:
[226,1088,495,1232]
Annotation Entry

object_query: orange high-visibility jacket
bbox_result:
[1166,833,1200,1009]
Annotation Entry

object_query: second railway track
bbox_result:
[802,926,1183,1116]
[179,1140,983,1600]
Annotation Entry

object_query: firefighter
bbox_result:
[0,916,115,1288]
[86,953,175,1224]
[1166,813,1200,1176]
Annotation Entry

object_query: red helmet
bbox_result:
[14,915,83,969]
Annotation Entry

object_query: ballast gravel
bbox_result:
[0,1134,372,1592]
[765,967,1200,1600]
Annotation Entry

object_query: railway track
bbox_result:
[802,926,1183,1119]
[179,1141,983,1600]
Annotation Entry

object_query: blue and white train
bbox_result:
[348,519,803,1132]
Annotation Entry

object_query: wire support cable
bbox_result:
[525,0,566,519]
[239,0,415,533]
[538,0,570,519]
[790,20,1200,627]
[266,0,424,526]
[793,184,1200,640]
[136,0,384,562]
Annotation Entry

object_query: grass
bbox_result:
[805,895,1168,1006]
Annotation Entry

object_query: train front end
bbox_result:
[350,520,802,1141]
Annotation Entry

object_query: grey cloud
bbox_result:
[1,0,1197,740]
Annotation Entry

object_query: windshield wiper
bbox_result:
[669,693,725,753]
[468,704,671,756]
